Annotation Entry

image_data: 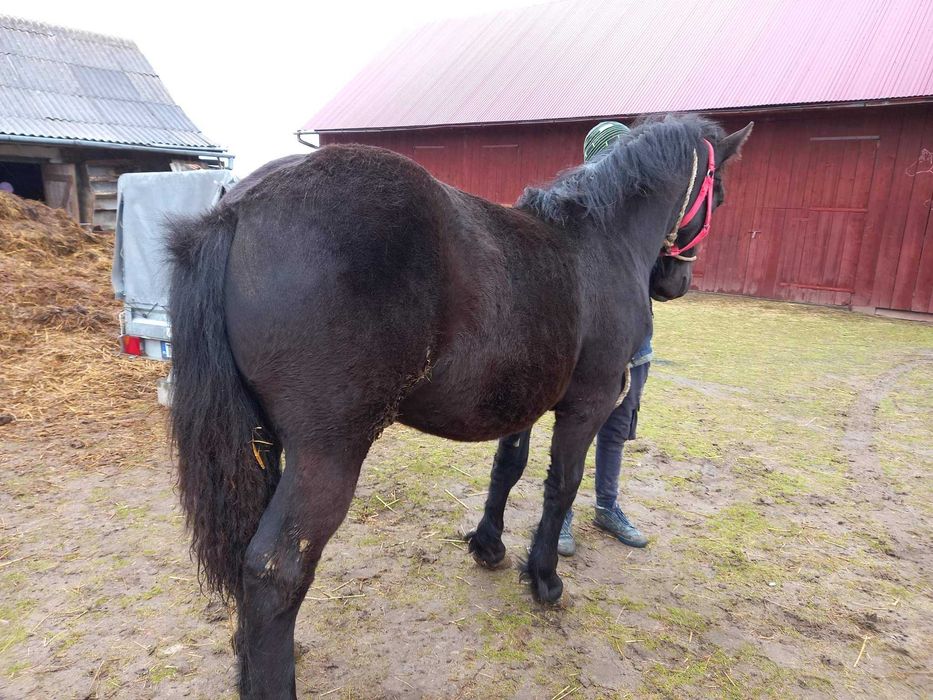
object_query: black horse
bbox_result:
[168,114,751,698]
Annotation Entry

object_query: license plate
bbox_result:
[161,341,172,360]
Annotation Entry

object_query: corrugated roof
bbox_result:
[306,0,933,132]
[0,15,224,151]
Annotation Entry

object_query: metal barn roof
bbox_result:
[305,0,933,132]
[0,15,224,153]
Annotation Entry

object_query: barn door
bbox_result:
[772,135,879,306]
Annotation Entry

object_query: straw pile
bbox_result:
[0,192,164,465]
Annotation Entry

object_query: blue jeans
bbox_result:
[593,361,650,510]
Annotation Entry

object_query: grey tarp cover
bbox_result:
[112,169,238,308]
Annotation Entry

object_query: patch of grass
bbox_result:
[114,503,149,521]
[797,673,835,693]
[0,626,28,657]
[89,486,110,501]
[116,581,166,613]
[0,599,36,655]
[481,640,528,663]
[658,472,703,493]
[641,644,790,699]
[148,663,178,684]
[356,533,382,547]
[853,531,897,557]
[781,445,850,491]
[732,455,810,500]
[614,594,648,613]
[347,496,380,523]
[682,504,794,585]
[51,627,83,655]
[0,571,27,591]
[3,660,31,678]
[140,582,165,601]
[643,650,739,698]
[654,605,709,633]
[25,558,58,574]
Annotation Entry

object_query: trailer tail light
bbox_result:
[122,335,143,356]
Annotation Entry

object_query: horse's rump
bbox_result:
[221,146,449,448]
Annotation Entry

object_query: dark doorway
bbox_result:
[0,161,45,201]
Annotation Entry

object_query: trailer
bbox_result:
[111,169,237,404]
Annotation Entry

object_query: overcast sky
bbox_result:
[6,0,543,174]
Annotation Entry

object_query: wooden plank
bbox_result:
[915,208,933,313]
[762,207,786,298]
[851,139,879,208]
[890,105,933,311]
[871,107,928,309]
[40,162,79,221]
[820,212,848,289]
[837,212,866,293]
[761,120,793,209]
[741,120,779,296]
[744,119,777,293]
[717,123,763,293]
[852,110,903,307]
[832,140,859,208]
[775,209,803,301]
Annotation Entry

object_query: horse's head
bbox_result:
[650,122,754,301]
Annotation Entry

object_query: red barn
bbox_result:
[301,0,933,319]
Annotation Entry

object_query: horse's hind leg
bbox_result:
[467,428,531,568]
[237,439,369,700]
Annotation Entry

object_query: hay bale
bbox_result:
[0,192,114,346]
[0,191,99,259]
[0,191,164,470]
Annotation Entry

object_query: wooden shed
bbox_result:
[0,16,230,231]
[301,0,933,319]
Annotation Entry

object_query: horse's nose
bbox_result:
[678,276,690,297]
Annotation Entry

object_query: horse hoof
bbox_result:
[472,551,511,570]
[531,572,563,604]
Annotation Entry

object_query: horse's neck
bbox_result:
[600,194,676,272]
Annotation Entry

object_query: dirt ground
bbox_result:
[1,203,932,698]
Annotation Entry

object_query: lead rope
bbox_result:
[663,149,699,261]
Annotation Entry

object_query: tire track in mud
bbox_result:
[838,351,933,575]
[840,352,933,483]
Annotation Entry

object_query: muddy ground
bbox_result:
[1,226,931,699]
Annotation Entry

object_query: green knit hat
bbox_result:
[583,121,631,162]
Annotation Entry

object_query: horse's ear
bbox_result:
[718,122,754,165]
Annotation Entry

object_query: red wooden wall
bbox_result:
[320,104,933,316]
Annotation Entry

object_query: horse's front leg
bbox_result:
[525,402,608,603]
[237,441,367,699]
[467,428,532,568]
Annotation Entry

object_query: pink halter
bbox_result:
[666,139,716,258]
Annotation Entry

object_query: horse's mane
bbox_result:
[516,114,726,228]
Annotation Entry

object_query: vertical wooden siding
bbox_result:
[320,104,933,314]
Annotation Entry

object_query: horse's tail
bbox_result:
[167,208,280,603]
